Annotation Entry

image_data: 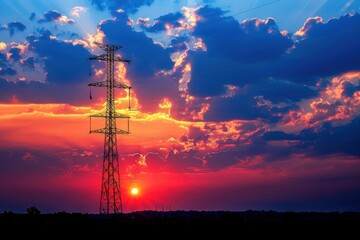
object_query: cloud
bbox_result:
[91,0,154,14]
[277,13,360,82]
[0,78,83,103]
[188,6,293,98]
[342,81,360,97]
[139,12,183,33]
[278,72,360,128]
[26,31,91,85]
[8,47,22,62]
[194,8,293,62]
[98,12,182,112]
[20,57,35,70]
[71,6,87,17]
[0,67,16,76]
[299,117,360,157]
[0,42,7,51]
[0,30,93,104]
[29,12,36,21]
[263,116,360,158]
[0,52,17,76]
[262,131,299,141]
[1,6,360,170]
[38,10,75,24]
[0,21,26,36]
[185,7,360,123]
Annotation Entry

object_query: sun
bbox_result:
[131,187,139,195]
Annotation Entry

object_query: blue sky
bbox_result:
[1,0,360,213]
[1,0,359,42]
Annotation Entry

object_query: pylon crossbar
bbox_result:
[89,81,131,89]
[90,128,130,134]
[89,112,130,118]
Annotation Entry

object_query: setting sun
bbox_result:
[131,187,139,195]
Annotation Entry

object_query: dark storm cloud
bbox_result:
[0,53,5,61]
[191,8,360,92]
[21,57,35,70]
[262,131,299,141]
[276,13,360,82]
[98,12,184,112]
[175,116,360,170]
[99,13,173,76]
[187,7,360,122]
[91,0,154,14]
[165,123,302,170]
[0,146,99,179]
[194,7,293,62]
[0,79,43,102]
[299,118,360,157]
[0,53,16,76]
[188,6,293,98]
[26,31,91,84]
[158,116,353,171]
[0,21,26,36]
[8,47,21,62]
[204,92,271,121]
[139,12,183,33]
[263,117,360,158]
[198,80,307,122]
[8,22,27,36]
[166,149,204,171]
[0,30,92,104]
[342,81,360,97]
[29,12,36,21]
[167,36,189,53]
[0,67,16,76]
[38,10,75,24]
[0,149,61,177]
[38,10,61,23]
[0,78,86,104]
[252,80,318,104]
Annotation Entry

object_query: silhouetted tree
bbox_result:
[26,206,40,215]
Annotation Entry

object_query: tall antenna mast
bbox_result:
[88,42,131,214]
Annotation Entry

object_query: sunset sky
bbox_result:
[1,0,360,213]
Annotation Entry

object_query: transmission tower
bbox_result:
[88,42,131,214]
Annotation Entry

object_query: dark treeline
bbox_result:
[1,210,359,237]
[1,210,360,225]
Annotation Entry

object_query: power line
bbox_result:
[232,0,282,17]
[123,0,283,45]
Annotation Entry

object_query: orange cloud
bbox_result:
[281,71,360,129]
[86,30,105,48]
[71,6,87,17]
[0,42,6,51]
[294,16,323,37]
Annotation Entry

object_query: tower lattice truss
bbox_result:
[88,42,131,214]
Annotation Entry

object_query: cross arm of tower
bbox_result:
[89,112,130,118]
[114,81,131,89]
[90,128,130,134]
[89,55,130,64]
[88,81,130,89]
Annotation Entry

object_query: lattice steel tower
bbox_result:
[88,42,131,214]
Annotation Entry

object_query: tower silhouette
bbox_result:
[88,42,131,214]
